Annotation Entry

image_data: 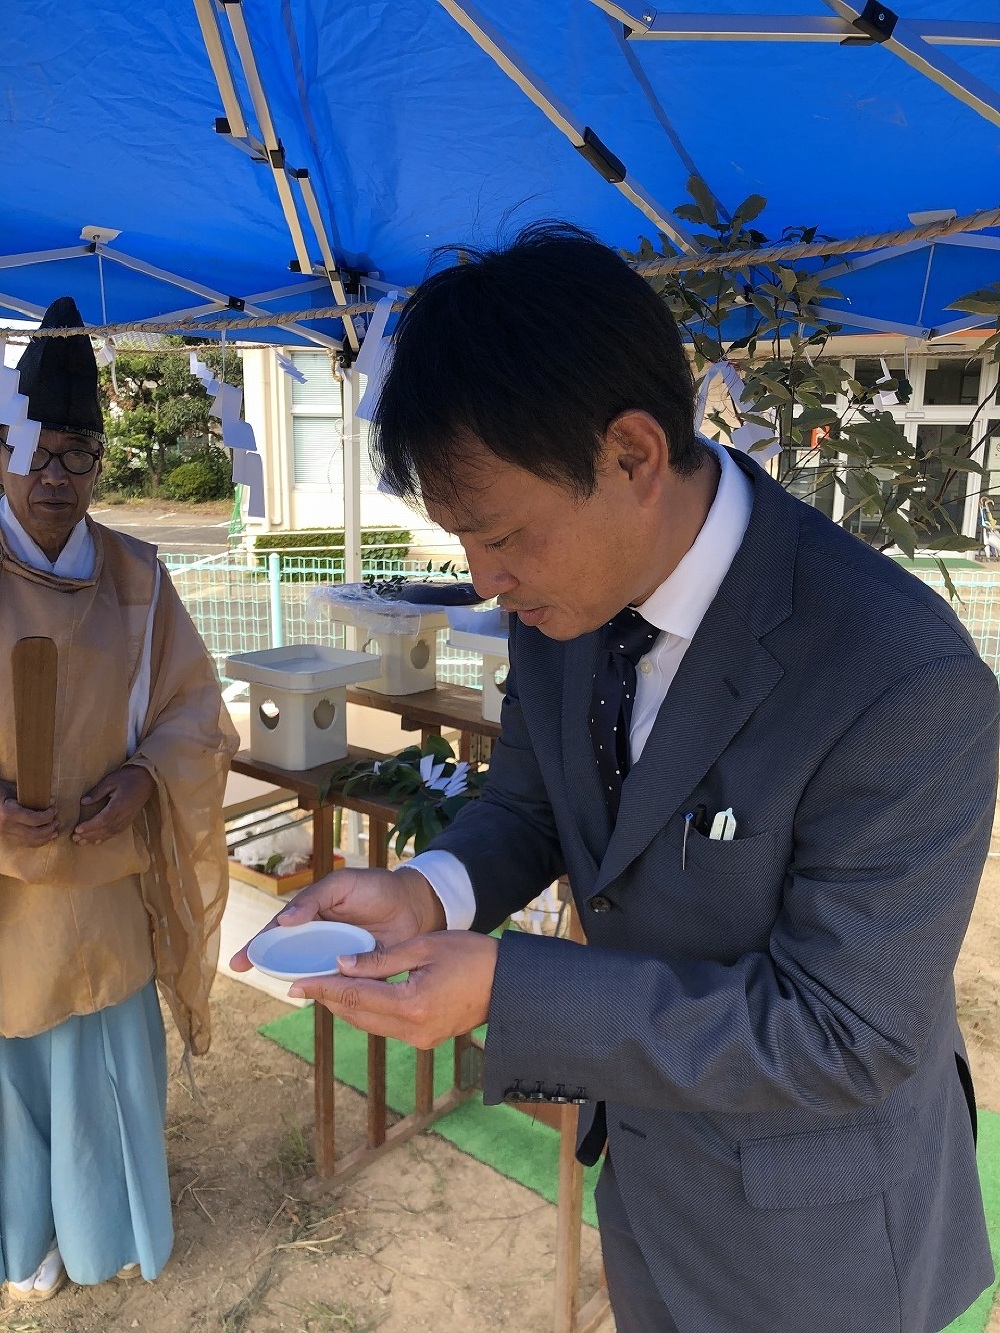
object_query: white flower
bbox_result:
[418,755,469,796]
[419,754,448,789]
[439,762,470,798]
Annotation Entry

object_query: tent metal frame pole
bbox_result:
[192,0,248,136]
[93,243,341,350]
[0,292,46,320]
[361,276,405,296]
[599,1,1000,128]
[246,278,332,303]
[292,169,362,352]
[218,1,315,277]
[822,240,930,280]
[589,8,1000,46]
[930,315,996,339]
[202,0,360,352]
[341,369,364,588]
[144,301,228,324]
[435,0,702,254]
[0,245,93,270]
[822,2,1000,128]
[805,305,931,338]
[936,235,1000,253]
[603,13,731,223]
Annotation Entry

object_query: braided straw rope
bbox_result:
[635,203,1000,278]
[8,204,999,339]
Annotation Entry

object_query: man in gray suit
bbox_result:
[236,225,997,1331]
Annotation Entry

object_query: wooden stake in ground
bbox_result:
[12,636,58,810]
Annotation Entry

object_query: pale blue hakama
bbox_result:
[0,980,173,1286]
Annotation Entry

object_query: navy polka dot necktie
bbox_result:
[589,607,659,820]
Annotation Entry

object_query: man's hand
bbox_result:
[72,765,156,845]
[229,866,445,973]
[289,930,499,1049]
[0,779,59,847]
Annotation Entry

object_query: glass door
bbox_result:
[913,423,971,546]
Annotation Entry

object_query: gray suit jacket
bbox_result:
[431,450,998,1332]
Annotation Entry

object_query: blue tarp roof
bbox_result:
[3,1,999,345]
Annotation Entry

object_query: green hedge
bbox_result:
[252,528,411,563]
[161,448,233,502]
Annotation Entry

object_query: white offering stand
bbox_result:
[225,644,382,771]
[331,605,450,696]
[447,626,510,723]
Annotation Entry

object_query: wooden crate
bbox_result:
[228,853,345,896]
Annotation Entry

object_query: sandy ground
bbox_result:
[2,852,998,1333]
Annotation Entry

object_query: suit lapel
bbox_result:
[593,604,783,893]
[588,451,800,897]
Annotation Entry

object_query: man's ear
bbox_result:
[605,410,669,498]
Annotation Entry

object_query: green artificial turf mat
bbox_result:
[260,1005,1000,1327]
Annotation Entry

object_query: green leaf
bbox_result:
[686,174,719,229]
[691,331,723,364]
[883,509,917,560]
[423,733,456,762]
[795,407,840,430]
[935,559,963,605]
[933,454,985,475]
[731,193,767,227]
[945,284,1000,316]
[775,266,798,295]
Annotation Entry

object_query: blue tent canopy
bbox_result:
[3,1,999,347]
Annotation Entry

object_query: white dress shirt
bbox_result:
[407,442,754,929]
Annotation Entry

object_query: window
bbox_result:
[290,352,343,488]
[913,423,971,544]
[292,416,343,487]
[852,358,906,395]
[983,420,1000,500]
[923,358,981,406]
[777,443,835,519]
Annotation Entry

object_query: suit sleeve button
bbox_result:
[590,895,612,913]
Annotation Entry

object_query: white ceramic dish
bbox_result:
[246,921,376,982]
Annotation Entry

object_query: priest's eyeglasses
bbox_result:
[1,442,101,475]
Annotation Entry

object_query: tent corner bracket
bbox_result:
[576,127,626,183]
[844,2,898,46]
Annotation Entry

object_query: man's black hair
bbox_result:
[372,222,700,504]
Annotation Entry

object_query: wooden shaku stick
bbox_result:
[12,637,58,811]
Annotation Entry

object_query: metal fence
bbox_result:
[911,571,1000,676]
[163,551,1000,697]
[163,550,482,690]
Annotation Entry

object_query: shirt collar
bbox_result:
[633,441,753,642]
[0,495,95,579]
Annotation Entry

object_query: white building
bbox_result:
[240,347,459,560]
[239,333,1000,557]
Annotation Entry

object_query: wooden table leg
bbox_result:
[453,1031,473,1089]
[367,1033,387,1148]
[314,1006,336,1177]
[553,1104,584,1333]
[365,814,390,1148]
[415,1048,434,1116]
[311,802,337,1177]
